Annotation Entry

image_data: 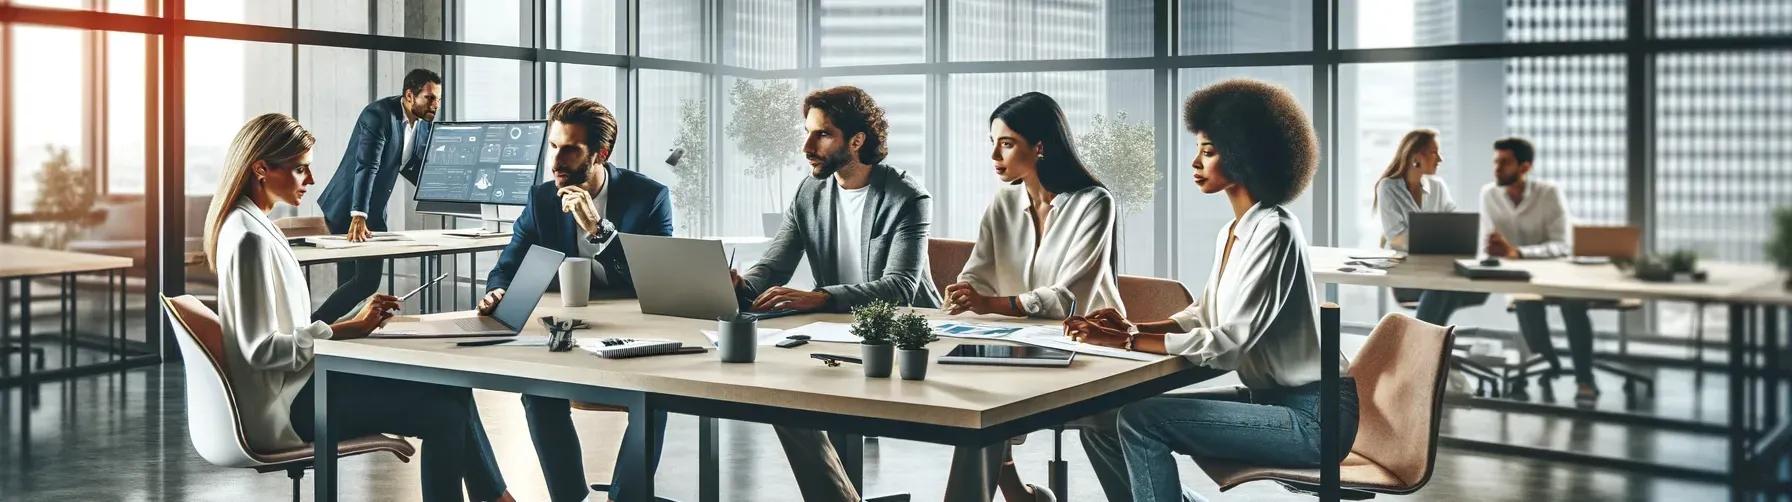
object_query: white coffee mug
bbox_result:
[558,257,591,307]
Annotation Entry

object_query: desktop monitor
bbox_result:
[414,120,548,206]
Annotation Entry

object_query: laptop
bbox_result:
[1572,225,1641,262]
[1408,212,1479,255]
[938,344,1076,368]
[374,244,565,337]
[619,233,800,321]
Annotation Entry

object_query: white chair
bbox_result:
[161,294,415,502]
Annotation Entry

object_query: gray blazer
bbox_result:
[741,164,942,312]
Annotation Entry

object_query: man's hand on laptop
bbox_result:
[750,287,829,312]
[478,288,506,316]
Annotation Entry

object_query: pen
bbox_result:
[399,273,450,301]
[728,247,737,269]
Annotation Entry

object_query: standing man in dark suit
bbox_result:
[477,97,674,502]
[312,68,443,323]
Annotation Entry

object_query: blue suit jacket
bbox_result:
[316,96,431,232]
[485,164,675,296]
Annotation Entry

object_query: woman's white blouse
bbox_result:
[215,198,334,451]
[1375,175,1457,252]
[957,184,1124,319]
[1165,203,1348,389]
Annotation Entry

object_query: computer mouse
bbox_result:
[1479,257,1501,267]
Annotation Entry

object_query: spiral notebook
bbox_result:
[579,338,684,359]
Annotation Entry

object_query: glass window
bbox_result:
[187,0,294,27]
[11,0,146,14]
[729,0,800,70]
[555,64,623,167]
[185,38,294,198]
[946,71,1158,275]
[461,0,523,46]
[299,0,370,34]
[638,70,709,235]
[641,0,710,62]
[457,57,522,121]
[298,46,373,218]
[1659,0,1792,38]
[719,77,802,237]
[1340,0,1625,49]
[820,0,926,66]
[1179,0,1312,55]
[11,26,87,215]
[557,0,622,54]
[1655,51,1792,263]
[950,0,1151,61]
[108,32,149,195]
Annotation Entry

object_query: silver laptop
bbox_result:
[619,233,799,321]
[375,244,565,337]
[1408,212,1480,255]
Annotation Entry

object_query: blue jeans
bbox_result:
[1078,380,1360,502]
[522,395,668,502]
[290,373,508,502]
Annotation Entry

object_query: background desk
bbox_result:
[290,230,510,314]
[1309,246,1788,499]
[1,244,137,459]
[312,297,1220,502]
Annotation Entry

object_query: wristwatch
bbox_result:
[584,218,616,244]
[1123,332,1138,352]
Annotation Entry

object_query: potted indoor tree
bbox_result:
[851,300,897,378]
[894,311,939,381]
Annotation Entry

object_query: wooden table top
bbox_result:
[0,244,136,279]
[290,229,512,265]
[317,297,1200,429]
[1311,246,1787,305]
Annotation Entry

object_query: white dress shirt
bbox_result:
[958,184,1123,319]
[1375,175,1457,252]
[1165,203,1348,389]
[573,178,613,286]
[1479,179,1571,259]
[834,184,870,284]
[215,197,334,451]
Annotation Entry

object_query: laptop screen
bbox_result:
[494,244,566,329]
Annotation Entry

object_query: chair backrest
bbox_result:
[1572,225,1641,259]
[1117,274,1194,320]
[162,294,264,468]
[927,238,975,296]
[273,216,330,238]
[1346,312,1455,491]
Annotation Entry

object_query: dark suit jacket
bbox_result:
[485,164,675,296]
[316,96,431,232]
[740,164,942,312]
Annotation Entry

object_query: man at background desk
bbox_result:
[478,97,674,502]
[312,68,442,323]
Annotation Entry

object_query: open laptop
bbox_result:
[374,244,565,337]
[1408,212,1479,255]
[619,233,800,321]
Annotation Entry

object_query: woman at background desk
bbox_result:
[204,113,513,502]
[1063,79,1356,502]
[1373,128,1487,325]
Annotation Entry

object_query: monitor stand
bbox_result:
[442,205,512,238]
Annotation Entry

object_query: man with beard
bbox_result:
[479,97,673,502]
[730,85,941,502]
[313,68,443,323]
[1479,136,1601,407]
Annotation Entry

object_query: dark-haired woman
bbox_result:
[941,92,1122,501]
[1064,79,1356,502]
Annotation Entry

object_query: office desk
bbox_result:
[313,297,1220,502]
[290,230,511,313]
[1,244,137,459]
[1310,246,1786,499]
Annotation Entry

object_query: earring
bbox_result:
[1038,153,1047,160]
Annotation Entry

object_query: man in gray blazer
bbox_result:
[730,86,940,502]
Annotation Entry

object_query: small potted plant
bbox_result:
[893,311,939,381]
[1769,207,1792,289]
[851,300,897,378]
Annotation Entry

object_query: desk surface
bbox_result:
[0,244,135,279]
[1311,246,1787,305]
[291,229,511,265]
[317,297,1200,430]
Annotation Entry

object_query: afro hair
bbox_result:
[1182,79,1318,206]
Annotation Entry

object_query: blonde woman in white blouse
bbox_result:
[1065,80,1356,502]
[1374,129,1487,325]
[203,113,513,502]
[940,92,1123,502]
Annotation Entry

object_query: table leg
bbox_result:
[621,393,661,502]
[831,432,864,492]
[942,444,1000,502]
[20,278,31,460]
[1730,304,1750,502]
[67,274,77,369]
[61,274,71,369]
[108,271,116,363]
[1767,308,1780,436]
[699,416,719,502]
[470,252,479,308]
[386,259,395,296]
[314,364,340,502]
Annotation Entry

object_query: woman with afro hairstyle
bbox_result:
[1062,79,1357,502]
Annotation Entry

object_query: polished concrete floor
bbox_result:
[0,351,1736,502]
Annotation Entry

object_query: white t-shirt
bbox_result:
[835,184,870,284]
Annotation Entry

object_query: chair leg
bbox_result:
[287,468,304,502]
[1049,427,1068,500]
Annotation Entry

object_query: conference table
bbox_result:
[289,229,512,313]
[310,297,1222,502]
[1308,246,1790,500]
[0,244,136,459]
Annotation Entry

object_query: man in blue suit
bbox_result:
[312,68,443,323]
[477,97,674,502]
